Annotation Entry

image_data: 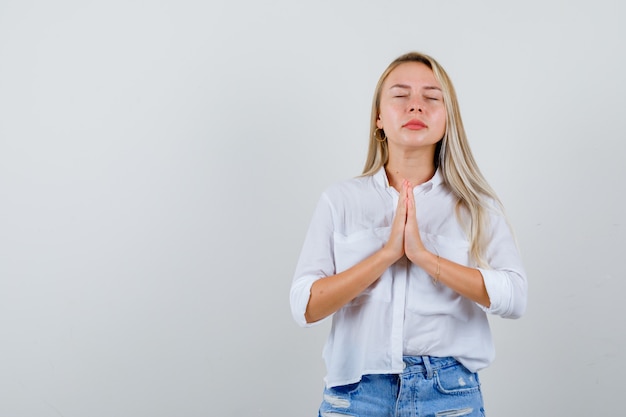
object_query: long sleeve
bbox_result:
[478,211,528,319]
[289,193,336,327]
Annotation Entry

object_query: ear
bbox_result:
[376,116,383,129]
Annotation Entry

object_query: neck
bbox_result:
[385,147,436,191]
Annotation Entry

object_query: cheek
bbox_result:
[433,111,447,135]
[436,108,447,125]
[377,107,397,126]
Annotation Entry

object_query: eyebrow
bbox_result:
[388,84,442,91]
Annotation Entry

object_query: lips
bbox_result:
[403,119,427,130]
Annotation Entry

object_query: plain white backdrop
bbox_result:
[0,1,624,416]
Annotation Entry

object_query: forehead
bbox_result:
[383,61,441,89]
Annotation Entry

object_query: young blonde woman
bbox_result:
[290,52,528,417]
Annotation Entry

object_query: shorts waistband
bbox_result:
[402,356,460,379]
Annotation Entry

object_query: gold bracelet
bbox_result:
[434,255,441,283]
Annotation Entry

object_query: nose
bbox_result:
[409,99,423,113]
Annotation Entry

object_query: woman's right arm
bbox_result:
[291,189,407,325]
[305,245,401,323]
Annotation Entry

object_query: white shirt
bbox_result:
[290,168,527,388]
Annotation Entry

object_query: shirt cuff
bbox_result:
[290,275,323,327]
[478,268,524,319]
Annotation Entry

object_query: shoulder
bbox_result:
[325,174,374,192]
[321,174,379,202]
[480,194,507,219]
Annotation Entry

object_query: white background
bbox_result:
[1,1,624,416]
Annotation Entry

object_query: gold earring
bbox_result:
[374,128,386,143]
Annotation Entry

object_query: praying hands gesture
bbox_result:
[304,180,490,324]
[384,179,430,267]
[382,179,490,307]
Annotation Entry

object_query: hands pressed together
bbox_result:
[384,180,431,268]
[380,179,490,308]
[305,180,490,324]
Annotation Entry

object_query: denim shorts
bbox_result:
[318,356,485,417]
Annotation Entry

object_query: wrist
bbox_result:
[379,245,402,265]
[408,248,435,268]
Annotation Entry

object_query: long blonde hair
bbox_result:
[363,52,503,267]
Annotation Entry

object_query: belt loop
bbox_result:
[422,356,434,379]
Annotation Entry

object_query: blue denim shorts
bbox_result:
[318,356,485,417]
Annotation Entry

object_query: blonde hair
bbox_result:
[363,52,503,267]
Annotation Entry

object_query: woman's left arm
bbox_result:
[403,181,527,317]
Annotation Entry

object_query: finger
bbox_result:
[404,182,426,258]
[406,181,416,219]
[405,182,421,238]
[396,181,408,221]
[384,184,408,258]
